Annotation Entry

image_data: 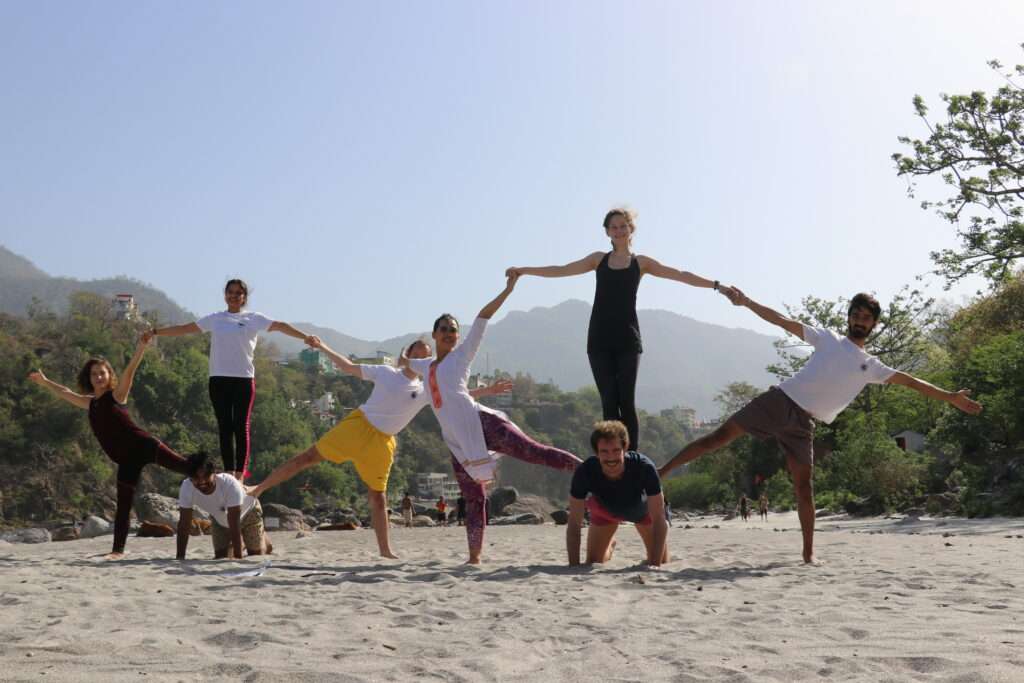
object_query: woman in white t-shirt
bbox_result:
[145,279,318,480]
[402,273,583,564]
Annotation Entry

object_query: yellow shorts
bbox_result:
[315,409,395,492]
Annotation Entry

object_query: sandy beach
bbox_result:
[1,513,1022,682]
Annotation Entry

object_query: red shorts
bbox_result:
[586,496,652,526]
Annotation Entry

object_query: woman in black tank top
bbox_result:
[29,337,191,559]
[507,207,729,449]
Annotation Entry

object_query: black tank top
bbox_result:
[587,252,642,353]
[88,391,157,465]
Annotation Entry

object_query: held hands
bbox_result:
[141,329,156,344]
[723,286,747,307]
[303,335,322,348]
[505,267,523,278]
[950,389,983,415]
[505,271,520,290]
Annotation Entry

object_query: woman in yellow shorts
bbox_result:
[247,339,509,558]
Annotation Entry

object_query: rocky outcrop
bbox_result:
[134,493,180,527]
[1,528,51,543]
[262,503,307,531]
[488,487,518,517]
[80,516,112,538]
[52,526,80,542]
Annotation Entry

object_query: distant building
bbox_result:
[350,350,394,366]
[112,294,138,321]
[416,472,460,500]
[312,392,336,414]
[299,348,336,375]
[661,406,699,430]
[893,430,926,453]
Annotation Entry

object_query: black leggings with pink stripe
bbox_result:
[453,411,582,556]
[209,376,255,474]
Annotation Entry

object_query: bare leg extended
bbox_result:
[786,455,818,565]
[248,445,325,497]
[660,419,748,476]
[368,489,398,559]
[585,523,619,564]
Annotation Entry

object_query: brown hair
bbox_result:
[432,313,459,333]
[224,279,249,297]
[602,207,637,232]
[77,358,117,394]
[848,292,882,321]
[590,420,630,452]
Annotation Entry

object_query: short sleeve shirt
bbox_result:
[178,473,256,528]
[196,311,274,378]
[778,325,897,423]
[570,451,662,522]
[357,365,429,435]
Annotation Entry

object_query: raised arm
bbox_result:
[478,273,519,320]
[507,252,603,279]
[886,372,982,415]
[309,339,362,379]
[146,322,201,341]
[726,287,805,340]
[113,337,150,404]
[27,370,91,410]
[267,321,320,346]
[566,496,586,566]
[638,255,721,290]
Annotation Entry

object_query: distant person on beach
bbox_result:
[401,493,414,528]
[436,496,448,526]
[176,452,271,559]
[456,495,466,526]
[567,420,668,567]
[28,337,193,560]
[145,279,318,481]
[401,273,583,564]
[739,494,749,522]
[659,290,982,564]
[506,207,731,450]
[246,340,509,558]
[759,493,769,521]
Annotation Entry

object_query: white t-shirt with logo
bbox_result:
[778,325,897,424]
[178,473,256,528]
[196,311,274,378]
[358,364,430,435]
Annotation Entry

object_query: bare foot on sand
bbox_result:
[104,552,126,561]
[803,555,824,566]
[381,551,400,560]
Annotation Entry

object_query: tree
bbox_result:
[893,48,1024,286]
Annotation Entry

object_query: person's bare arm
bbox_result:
[507,252,603,279]
[646,493,668,567]
[309,340,362,378]
[147,322,202,340]
[469,378,514,399]
[226,506,243,559]
[478,273,519,320]
[176,508,193,559]
[267,321,320,347]
[887,372,982,414]
[637,255,722,290]
[726,287,806,340]
[566,496,586,566]
[27,370,91,409]
[113,337,150,404]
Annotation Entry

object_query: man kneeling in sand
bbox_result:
[567,421,668,567]
[176,452,272,559]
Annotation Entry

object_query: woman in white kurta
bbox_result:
[404,273,582,564]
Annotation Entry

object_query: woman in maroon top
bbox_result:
[29,336,191,559]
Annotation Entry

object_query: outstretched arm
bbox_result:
[469,378,514,399]
[309,340,362,379]
[638,256,723,291]
[113,337,150,404]
[478,273,519,320]
[887,372,982,415]
[146,322,201,341]
[725,287,805,340]
[507,252,603,279]
[27,370,91,409]
[268,321,320,347]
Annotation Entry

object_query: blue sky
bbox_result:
[1,1,1021,339]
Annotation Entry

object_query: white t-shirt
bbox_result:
[778,325,897,424]
[196,311,274,378]
[358,364,430,435]
[178,473,256,528]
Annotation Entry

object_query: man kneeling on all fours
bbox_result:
[567,420,669,567]
[176,452,272,560]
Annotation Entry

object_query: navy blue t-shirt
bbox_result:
[569,451,662,522]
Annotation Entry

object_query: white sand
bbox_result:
[1,513,1023,682]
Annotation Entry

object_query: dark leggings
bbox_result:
[113,442,190,553]
[209,376,256,474]
[587,350,641,449]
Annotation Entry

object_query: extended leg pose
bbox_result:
[144,278,319,480]
[247,339,509,558]
[177,452,272,559]
[402,273,583,564]
[28,337,193,559]
[567,421,669,567]
[507,207,731,449]
[659,290,983,564]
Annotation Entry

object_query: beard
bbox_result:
[848,324,871,339]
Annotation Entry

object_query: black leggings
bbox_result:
[113,441,190,553]
[209,376,256,474]
[587,350,641,450]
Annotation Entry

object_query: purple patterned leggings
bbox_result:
[453,411,582,556]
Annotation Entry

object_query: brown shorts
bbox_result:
[731,387,815,466]
[212,500,266,553]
